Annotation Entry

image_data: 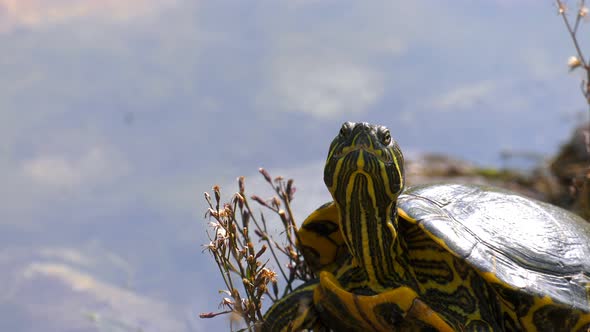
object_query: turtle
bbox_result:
[262,121,590,331]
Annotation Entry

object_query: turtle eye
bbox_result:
[380,129,391,146]
[339,122,353,138]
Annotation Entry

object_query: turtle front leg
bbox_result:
[314,271,454,332]
[262,279,328,332]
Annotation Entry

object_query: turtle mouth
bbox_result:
[333,145,393,165]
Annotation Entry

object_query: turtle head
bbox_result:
[324,121,404,203]
[323,122,405,285]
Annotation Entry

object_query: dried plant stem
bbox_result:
[557,0,590,142]
[557,0,590,110]
[241,195,291,292]
[558,1,588,66]
[200,170,313,331]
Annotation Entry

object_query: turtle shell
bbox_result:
[398,183,590,312]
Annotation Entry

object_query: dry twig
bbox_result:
[200,169,313,331]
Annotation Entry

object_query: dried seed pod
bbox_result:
[213,185,221,202]
[272,196,281,208]
[251,195,268,207]
[259,168,272,183]
[255,245,267,259]
[278,210,289,225]
[238,176,245,193]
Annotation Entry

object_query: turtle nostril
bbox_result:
[355,133,370,148]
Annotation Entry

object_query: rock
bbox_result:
[550,123,590,219]
[405,153,550,202]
